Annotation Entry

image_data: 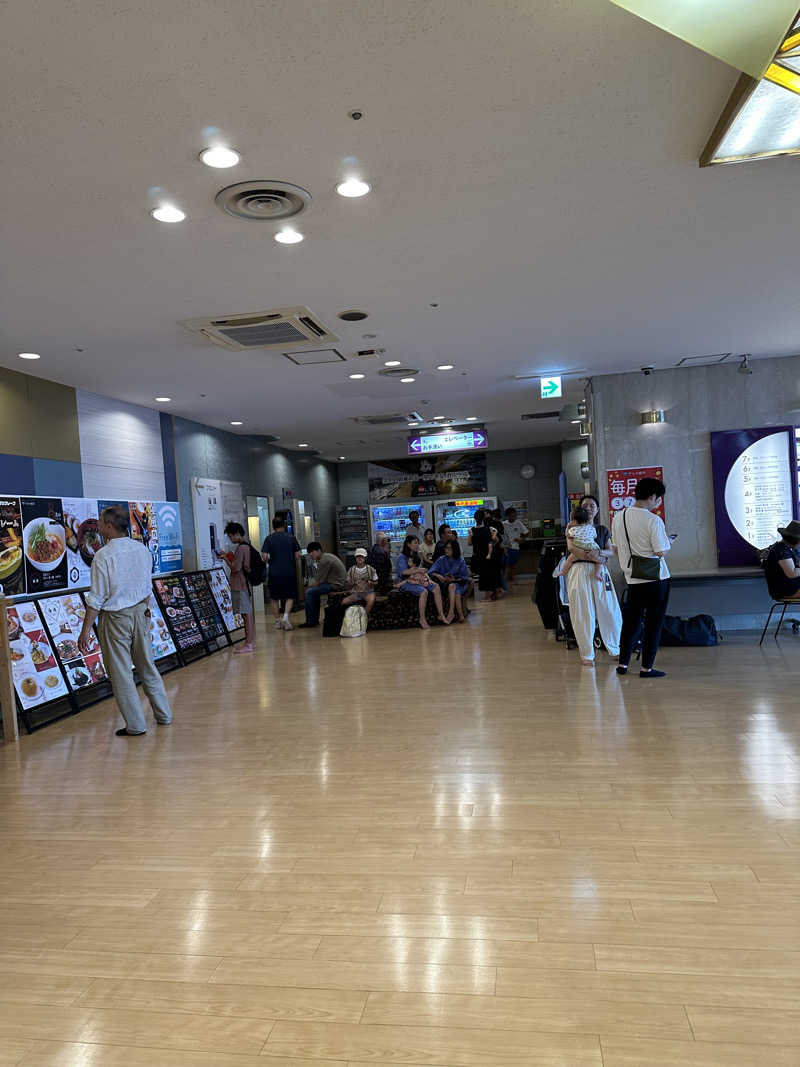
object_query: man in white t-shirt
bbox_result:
[503,507,527,583]
[611,477,672,679]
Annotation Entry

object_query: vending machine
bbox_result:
[433,496,498,542]
[369,502,432,553]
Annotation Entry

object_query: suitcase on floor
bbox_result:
[322,601,346,637]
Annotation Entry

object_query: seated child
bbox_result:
[562,506,604,582]
[342,548,378,614]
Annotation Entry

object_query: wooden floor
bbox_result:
[1,586,800,1066]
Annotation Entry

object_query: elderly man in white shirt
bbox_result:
[78,505,172,736]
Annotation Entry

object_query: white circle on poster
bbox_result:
[724,431,793,549]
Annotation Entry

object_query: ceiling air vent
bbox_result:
[674,352,733,367]
[521,411,560,420]
[284,349,345,366]
[180,307,337,352]
[351,412,416,426]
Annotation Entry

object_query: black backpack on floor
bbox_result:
[660,614,720,647]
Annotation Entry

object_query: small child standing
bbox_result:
[563,506,604,582]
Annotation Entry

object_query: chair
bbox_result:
[759,599,800,645]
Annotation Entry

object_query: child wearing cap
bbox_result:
[342,548,379,614]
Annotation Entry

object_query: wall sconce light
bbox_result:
[578,420,592,437]
[559,402,588,424]
[641,409,666,425]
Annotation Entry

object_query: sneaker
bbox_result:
[274,619,283,630]
[281,617,294,631]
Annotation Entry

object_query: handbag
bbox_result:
[622,509,662,581]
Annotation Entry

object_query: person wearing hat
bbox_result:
[342,548,379,615]
[764,520,800,602]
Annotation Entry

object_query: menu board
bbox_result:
[6,602,69,710]
[38,593,108,692]
[146,593,177,660]
[181,572,226,642]
[0,496,24,597]
[207,567,242,631]
[19,497,68,594]
[712,427,799,566]
[0,493,184,597]
[153,576,205,652]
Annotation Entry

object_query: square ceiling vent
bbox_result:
[284,349,345,366]
[180,306,338,351]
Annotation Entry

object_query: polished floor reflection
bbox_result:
[1,587,799,1066]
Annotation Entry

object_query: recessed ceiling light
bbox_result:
[466,416,478,421]
[336,177,371,198]
[298,443,309,448]
[437,364,454,371]
[230,420,243,426]
[433,415,446,420]
[18,352,41,360]
[154,396,171,402]
[349,372,366,380]
[384,360,401,367]
[338,455,347,460]
[275,228,303,244]
[150,204,185,223]
[400,377,416,383]
[199,146,240,169]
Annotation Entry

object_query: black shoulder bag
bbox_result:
[622,509,662,581]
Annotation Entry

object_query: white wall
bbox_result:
[77,390,166,500]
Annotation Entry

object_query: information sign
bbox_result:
[607,466,666,523]
[407,429,488,456]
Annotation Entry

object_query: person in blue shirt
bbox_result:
[395,535,448,629]
[428,539,472,623]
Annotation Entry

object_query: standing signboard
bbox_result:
[607,466,666,523]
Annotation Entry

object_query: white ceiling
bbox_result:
[2,0,798,462]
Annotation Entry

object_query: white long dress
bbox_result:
[565,562,622,662]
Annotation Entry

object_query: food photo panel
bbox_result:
[39,593,108,691]
[207,566,242,631]
[20,497,68,594]
[6,603,69,710]
[62,498,102,589]
[146,593,177,660]
[153,577,205,651]
[0,496,24,596]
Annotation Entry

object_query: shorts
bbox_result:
[346,591,374,603]
[231,588,252,616]
[506,549,520,566]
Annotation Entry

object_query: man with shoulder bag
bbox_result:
[611,477,673,679]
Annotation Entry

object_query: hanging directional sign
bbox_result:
[540,375,562,399]
[407,428,488,456]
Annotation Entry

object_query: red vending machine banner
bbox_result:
[607,467,665,522]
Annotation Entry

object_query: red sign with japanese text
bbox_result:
[607,466,665,522]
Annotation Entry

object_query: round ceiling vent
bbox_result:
[338,309,369,321]
[379,367,420,378]
[215,181,311,222]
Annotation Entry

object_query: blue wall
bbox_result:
[0,453,83,497]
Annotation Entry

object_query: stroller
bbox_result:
[537,542,605,653]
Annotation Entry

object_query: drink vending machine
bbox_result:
[433,497,498,542]
[369,502,432,554]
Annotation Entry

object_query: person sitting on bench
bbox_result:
[765,520,800,602]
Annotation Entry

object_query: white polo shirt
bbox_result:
[612,506,671,584]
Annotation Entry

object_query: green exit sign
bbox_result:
[540,376,562,399]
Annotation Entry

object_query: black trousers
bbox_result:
[619,579,671,670]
